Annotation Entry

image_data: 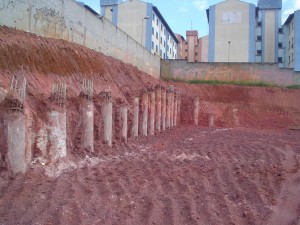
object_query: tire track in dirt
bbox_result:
[267,145,300,225]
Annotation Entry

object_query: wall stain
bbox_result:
[33,7,69,40]
[0,0,17,11]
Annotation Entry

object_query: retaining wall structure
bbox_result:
[0,0,160,78]
[1,75,188,175]
[161,60,300,86]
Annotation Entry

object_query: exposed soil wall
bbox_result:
[0,26,299,175]
[0,26,300,225]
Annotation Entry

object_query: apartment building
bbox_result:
[283,10,300,72]
[206,0,282,63]
[100,0,178,59]
[176,31,209,62]
[175,34,185,60]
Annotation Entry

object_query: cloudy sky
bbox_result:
[81,0,300,37]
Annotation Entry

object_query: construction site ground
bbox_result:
[0,26,300,225]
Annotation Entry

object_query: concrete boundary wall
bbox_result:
[161,60,300,86]
[0,0,160,78]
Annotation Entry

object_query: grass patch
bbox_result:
[162,77,300,89]
[286,85,300,89]
[188,79,276,87]
[161,77,188,83]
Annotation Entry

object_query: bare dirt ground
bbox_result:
[0,26,300,225]
[0,126,300,225]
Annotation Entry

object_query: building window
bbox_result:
[195,53,198,56]
[164,53,165,59]
[278,28,283,33]
[161,25,163,31]
[292,38,294,48]
[257,50,262,55]
[152,41,154,50]
[195,60,197,62]
[278,42,283,48]
[289,41,291,49]
[164,28,166,35]
[160,49,162,56]
[160,37,162,44]
[185,49,187,52]
[278,57,282,63]
[156,32,158,40]
[164,41,166,47]
[156,19,158,25]
[153,14,155,21]
[175,54,177,59]
[257,21,262,27]
[257,36,262,41]
[156,45,158,53]
[292,53,294,61]
[152,27,154,35]
[185,57,188,60]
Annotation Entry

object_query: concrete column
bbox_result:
[81,102,94,152]
[100,91,113,147]
[149,91,155,135]
[194,96,199,126]
[119,104,128,142]
[5,112,26,174]
[170,87,175,128]
[233,108,239,127]
[177,93,181,126]
[155,87,162,133]
[142,92,148,137]
[166,87,173,129]
[161,89,166,131]
[209,114,214,127]
[174,92,178,127]
[133,97,139,139]
[48,110,67,160]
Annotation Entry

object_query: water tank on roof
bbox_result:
[100,0,122,6]
[258,0,282,9]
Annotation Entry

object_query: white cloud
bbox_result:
[295,0,300,9]
[282,0,300,22]
[192,0,207,12]
[179,6,188,13]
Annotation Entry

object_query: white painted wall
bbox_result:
[0,0,160,78]
[214,0,250,62]
[264,10,276,63]
[117,0,147,46]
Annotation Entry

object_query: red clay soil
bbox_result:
[0,26,300,225]
[1,127,300,225]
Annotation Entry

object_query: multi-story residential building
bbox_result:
[175,34,185,60]
[256,0,283,64]
[186,30,200,62]
[100,0,178,59]
[283,10,300,72]
[198,35,209,62]
[176,31,209,62]
[206,0,282,63]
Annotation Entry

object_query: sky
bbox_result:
[81,0,300,38]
